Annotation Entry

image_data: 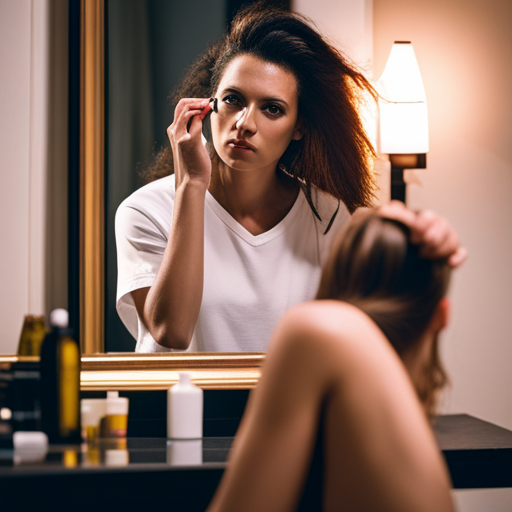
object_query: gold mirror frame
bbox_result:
[79,0,263,390]
[0,354,262,391]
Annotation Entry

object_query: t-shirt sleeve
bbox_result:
[115,202,168,340]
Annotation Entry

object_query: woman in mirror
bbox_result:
[207,205,457,512]
[115,4,464,352]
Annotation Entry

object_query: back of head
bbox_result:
[317,210,452,413]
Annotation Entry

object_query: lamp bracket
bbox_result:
[389,153,427,169]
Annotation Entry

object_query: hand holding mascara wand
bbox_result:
[200,97,218,120]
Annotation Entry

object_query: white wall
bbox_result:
[0,0,67,354]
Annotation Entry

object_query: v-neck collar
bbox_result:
[205,189,305,247]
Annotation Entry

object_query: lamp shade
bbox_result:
[378,41,429,154]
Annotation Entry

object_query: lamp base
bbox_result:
[389,154,427,203]
[391,167,406,203]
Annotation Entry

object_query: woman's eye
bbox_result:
[264,104,283,116]
[223,94,240,106]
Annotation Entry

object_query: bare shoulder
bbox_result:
[274,300,393,367]
[280,300,384,345]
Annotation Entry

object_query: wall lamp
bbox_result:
[378,41,428,203]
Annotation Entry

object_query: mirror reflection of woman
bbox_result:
[207,207,457,512]
[115,5,464,352]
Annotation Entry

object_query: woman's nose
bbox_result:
[234,106,257,133]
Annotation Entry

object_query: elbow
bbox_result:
[152,325,193,351]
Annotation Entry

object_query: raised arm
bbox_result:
[131,99,212,350]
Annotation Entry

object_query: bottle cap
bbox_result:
[179,372,192,385]
[106,391,129,416]
[49,308,69,329]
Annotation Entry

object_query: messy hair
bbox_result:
[143,3,377,213]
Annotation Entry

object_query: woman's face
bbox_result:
[210,54,303,174]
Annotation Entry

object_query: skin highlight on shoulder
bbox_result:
[278,300,390,354]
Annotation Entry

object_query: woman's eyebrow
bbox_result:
[221,87,289,107]
[262,97,289,107]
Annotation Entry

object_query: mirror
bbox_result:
[80,0,371,368]
[104,0,230,352]
[77,0,266,386]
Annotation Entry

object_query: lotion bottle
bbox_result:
[40,309,81,444]
[104,391,129,438]
[167,373,203,439]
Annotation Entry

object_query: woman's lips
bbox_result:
[227,139,256,151]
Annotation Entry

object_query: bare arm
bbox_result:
[131,99,212,350]
[207,302,454,512]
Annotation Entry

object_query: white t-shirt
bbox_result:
[115,174,350,352]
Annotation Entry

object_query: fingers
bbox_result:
[414,210,458,261]
[168,98,211,142]
[200,102,213,120]
[378,201,467,268]
[448,246,468,268]
[378,200,417,227]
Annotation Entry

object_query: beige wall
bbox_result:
[0,0,67,354]
[294,0,373,67]
[0,0,32,353]
[374,1,512,509]
[374,0,512,429]
[296,0,512,508]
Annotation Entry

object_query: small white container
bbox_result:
[13,431,48,465]
[167,373,203,439]
[81,399,106,441]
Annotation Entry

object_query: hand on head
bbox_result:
[378,201,467,268]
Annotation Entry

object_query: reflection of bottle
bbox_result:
[167,439,202,466]
[40,309,81,444]
[17,315,47,356]
[104,448,129,467]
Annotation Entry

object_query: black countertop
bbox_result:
[1,414,511,511]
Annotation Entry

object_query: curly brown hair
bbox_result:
[142,3,377,213]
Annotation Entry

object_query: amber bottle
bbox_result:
[40,309,81,444]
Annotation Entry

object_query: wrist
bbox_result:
[175,174,209,194]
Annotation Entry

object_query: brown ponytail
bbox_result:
[317,211,452,416]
